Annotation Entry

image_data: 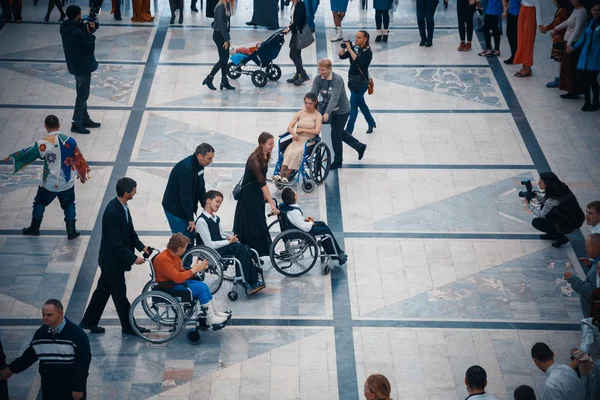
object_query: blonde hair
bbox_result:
[318,58,332,69]
[167,233,190,252]
[365,374,392,400]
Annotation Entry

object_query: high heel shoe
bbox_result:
[366,122,376,134]
[220,79,235,90]
[44,14,50,22]
[202,75,217,91]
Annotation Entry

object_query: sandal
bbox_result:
[478,50,492,57]
[514,70,532,78]
[492,50,500,57]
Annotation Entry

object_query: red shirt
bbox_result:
[153,250,194,284]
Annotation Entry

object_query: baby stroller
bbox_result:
[226,30,285,88]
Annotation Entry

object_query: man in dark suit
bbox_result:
[162,143,214,258]
[79,177,149,335]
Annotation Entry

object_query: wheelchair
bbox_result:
[129,249,230,346]
[180,231,265,302]
[272,132,332,193]
[268,203,342,277]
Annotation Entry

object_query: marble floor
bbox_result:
[0,0,599,399]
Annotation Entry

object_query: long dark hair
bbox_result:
[539,172,572,199]
[250,132,273,169]
[358,30,370,48]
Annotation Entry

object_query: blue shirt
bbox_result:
[487,0,503,15]
[508,0,521,15]
[542,363,584,400]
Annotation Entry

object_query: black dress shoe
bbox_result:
[71,124,90,134]
[425,40,433,47]
[504,57,514,65]
[83,120,101,128]
[170,14,175,24]
[114,14,122,21]
[246,21,256,26]
[79,322,105,334]
[551,235,569,248]
[419,38,427,46]
[357,144,367,160]
[179,13,183,24]
[540,233,556,240]
[560,93,580,99]
[122,326,149,335]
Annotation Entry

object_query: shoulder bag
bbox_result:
[232,174,253,201]
[296,23,315,49]
[347,49,374,94]
[356,64,374,95]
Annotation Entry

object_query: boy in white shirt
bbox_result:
[195,190,266,295]
[280,187,347,265]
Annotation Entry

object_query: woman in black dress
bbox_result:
[246,0,279,29]
[233,132,279,256]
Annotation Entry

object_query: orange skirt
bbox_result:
[131,0,154,22]
[513,5,537,67]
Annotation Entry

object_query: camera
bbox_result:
[518,180,536,202]
[82,1,102,33]
[341,41,352,49]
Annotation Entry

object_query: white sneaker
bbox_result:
[272,175,281,181]
[331,27,343,42]
[281,177,289,183]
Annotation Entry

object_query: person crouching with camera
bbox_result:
[60,5,101,135]
[523,172,585,248]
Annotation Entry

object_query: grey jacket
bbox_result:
[567,260,599,317]
[310,72,350,116]
[211,3,230,41]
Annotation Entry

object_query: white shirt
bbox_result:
[285,204,314,232]
[195,210,229,249]
[555,8,588,46]
[542,363,584,400]
[592,224,600,234]
[521,0,543,26]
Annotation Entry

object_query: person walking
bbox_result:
[513,0,544,77]
[504,0,522,63]
[310,58,366,169]
[457,0,477,52]
[162,143,214,260]
[4,115,90,240]
[305,0,319,32]
[203,0,235,89]
[233,132,279,256]
[340,30,376,135]
[567,2,600,112]
[284,0,310,85]
[60,5,101,135]
[79,177,150,335]
[374,0,393,43]
[2,299,91,400]
[44,0,65,22]
[330,0,349,41]
[416,0,439,47]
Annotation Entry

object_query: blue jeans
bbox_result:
[305,0,319,29]
[173,280,212,304]
[164,209,195,267]
[33,186,75,221]
[345,83,375,134]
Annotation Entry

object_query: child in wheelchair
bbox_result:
[153,233,231,330]
[280,187,348,265]
[272,92,323,183]
[196,190,266,296]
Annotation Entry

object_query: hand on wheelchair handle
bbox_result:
[143,246,155,259]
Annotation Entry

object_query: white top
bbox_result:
[542,363,584,400]
[521,0,543,26]
[195,210,229,249]
[592,224,600,234]
[555,8,588,46]
[286,204,314,232]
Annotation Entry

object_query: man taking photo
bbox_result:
[60,5,101,135]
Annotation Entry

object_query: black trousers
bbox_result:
[330,112,362,164]
[483,14,501,51]
[310,221,342,255]
[375,9,390,30]
[41,377,87,400]
[416,0,438,40]
[73,74,91,126]
[210,31,229,79]
[46,0,65,17]
[506,13,518,60]
[457,0,475,42]
[169,0,183,12]
[1,0,21,20]
[289,34,304,75]
[217,242,258,284]
[582,70,599,105]
[81,269,132,331]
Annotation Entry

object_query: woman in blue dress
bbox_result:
[330,0,350,41]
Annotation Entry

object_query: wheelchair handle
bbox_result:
[143,247,159,260]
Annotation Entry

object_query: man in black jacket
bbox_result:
[162,143,215,257]
[2,299,91,400]
[60,5,101,135]
[80,177,149,335]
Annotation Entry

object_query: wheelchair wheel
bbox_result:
[309,142,331,185]
[301,179,316,193]
[129,291,185,344]
[251,70,268,88]
[140,280,195,324]
[270,229,319,277]
[227,62,242,79]
[266,64,282,81]
[228,290,239,301]
[185,328,203,345]
[181,247,224,295]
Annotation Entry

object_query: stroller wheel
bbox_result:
[227,62,242,80]
[266,64,282,81]
[251,70,268,88]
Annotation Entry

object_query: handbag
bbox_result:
[232,175,253,201]
[356,64,374,95]
[295,24,314,49]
